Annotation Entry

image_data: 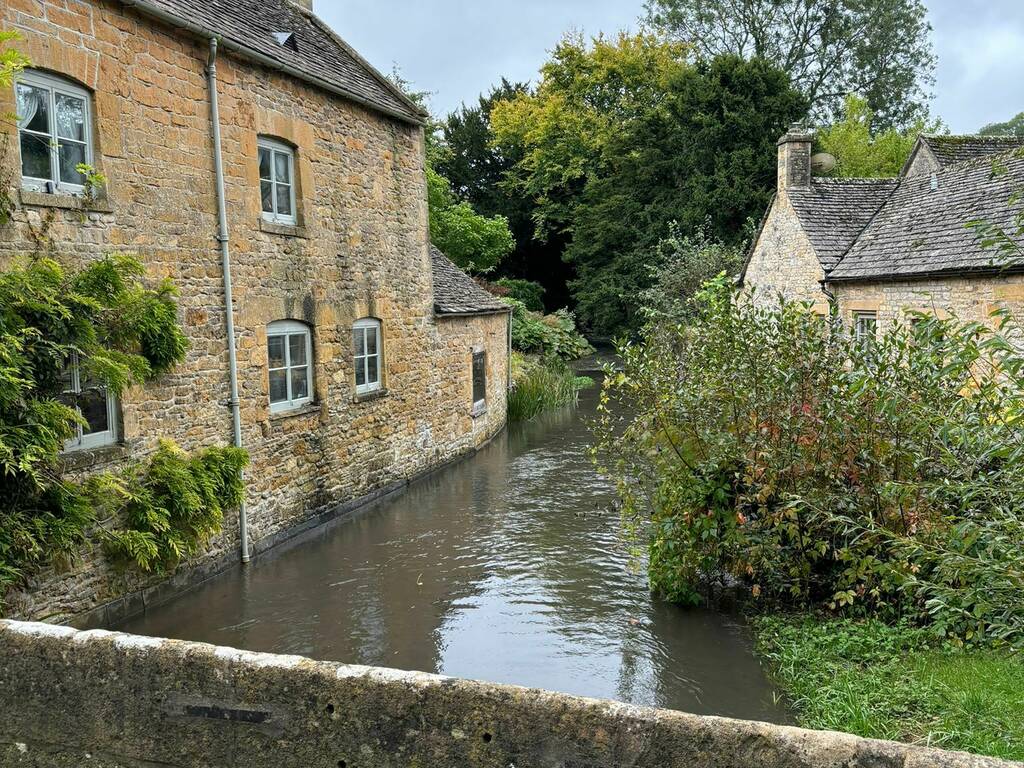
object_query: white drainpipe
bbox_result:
[207,37,250,563]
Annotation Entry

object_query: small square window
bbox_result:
[854,311,877,344]
[258,137,297,225]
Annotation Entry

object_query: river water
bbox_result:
[115,371,787,723]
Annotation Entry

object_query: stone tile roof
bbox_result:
[919,135,1024,169]
[787,179,897,270]
[431,246,510,316]
[133,0,425,123]
[828,150,1024,282]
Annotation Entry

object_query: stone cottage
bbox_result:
[742,126,1024,337]
[1,0,511,623]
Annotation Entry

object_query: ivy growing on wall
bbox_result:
[0,252,244,607]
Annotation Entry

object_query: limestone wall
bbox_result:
[0,620,1011,768]
[831,275,1024,332]
[0,0,508,623]
[742,194,829,311]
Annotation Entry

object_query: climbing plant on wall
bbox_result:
[0,252,244,606]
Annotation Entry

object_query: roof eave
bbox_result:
[827,262,1024,284]
[434,307,513,318]
[120,0,426,126]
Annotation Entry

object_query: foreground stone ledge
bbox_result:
[0,620,1016,768]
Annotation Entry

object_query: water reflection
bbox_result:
[115,376,788,723]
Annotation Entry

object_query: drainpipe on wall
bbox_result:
[207,37,250,564]
[819,279,840,328]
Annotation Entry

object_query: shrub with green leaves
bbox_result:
[495,278,545,312]
[505,298,593,361]
[598,276,1024,645]
[0,253,196,601]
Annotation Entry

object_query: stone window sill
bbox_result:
[471,401,488,419]
[59,443,128,471]
[260,219,308,238]
[20,188,113,213]
[268,403,320,422]
[353,387,387,404]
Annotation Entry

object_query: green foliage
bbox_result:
[0,29,28,91]
[427,167,514,273]
[755,615,1024,759]
[495,277,545,311]
[508,353,593,422]
[493,36,807,334]
[639,222,747,324]
[979,112,1024,137]
[598,277,1024,645]
[505,298,593,362]
[644,0,936,129]
[99,440,248,573]
[0,254,190,601]
[818,94,943,178]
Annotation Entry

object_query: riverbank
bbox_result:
[754,615,1024,761]
[508,352,594,421]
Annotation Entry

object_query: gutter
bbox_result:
[121,0,425,126]
[207,38,250,564]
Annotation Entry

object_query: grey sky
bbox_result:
[315,1,1024,133]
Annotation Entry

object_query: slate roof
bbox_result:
[431,246,511,316]
[130,0,425,123]
[828,150,1024,282]
[787,179,897,271]
[918,135,1024,169]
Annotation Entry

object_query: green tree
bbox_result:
[387,70,515,274]
[644,0,936,129]
[818,94,942,178]
[494,37,806,334]
[979,112,1024,137]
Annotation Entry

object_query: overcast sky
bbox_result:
[316,0,1024,133]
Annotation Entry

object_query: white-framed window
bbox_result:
[267,320,313,413]
[15,69,94,194]
[854,311,878,344]
[60,352,118,452]
[353,318,382,395]
[258,137,297,225]
[472,350,487,408]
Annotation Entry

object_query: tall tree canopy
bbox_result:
[643,0,936,129]
[979,112,1024,138]
[818,94,942,178]
[492,34,806,334]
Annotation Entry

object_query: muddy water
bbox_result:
[116,372,787,723]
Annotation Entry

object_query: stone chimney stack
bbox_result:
[777,123,814,193]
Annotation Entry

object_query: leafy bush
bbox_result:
[506,298,593,361]
[495,277,545,311]
[598,276,1024,645]
[98,440,248,572]
[508,353,593,421]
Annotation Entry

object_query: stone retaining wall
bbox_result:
[0,620,1015,768]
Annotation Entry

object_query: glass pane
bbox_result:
[20,131,52,180]
[291,366,309,400]
[274,150,291,183]
[366,353,378,385]
[473,353,486,403]
[355,358,366,387]
[269,368,288,403]
[258,147,272,180]
[366,326,378,355]
[55,93,86,141]
[288,333,307,365]
[353,328,365,356]
[275,183,292,217]
[261,181,274,214]
[267,335,286,368]
[58,141,87,185]
[16,84,49,133]
[78,389,109,435]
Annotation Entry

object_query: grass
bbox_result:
[507,353,593,421]
[754,615,1024,760]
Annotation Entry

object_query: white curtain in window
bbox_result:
[16,87,41,129]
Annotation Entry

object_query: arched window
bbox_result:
[352,318,383,394]
[258,136,297,225]
[267,320,313,412]
[15,70,94,193]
